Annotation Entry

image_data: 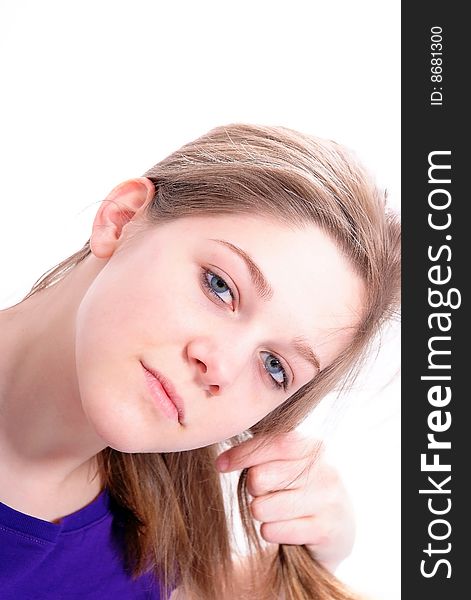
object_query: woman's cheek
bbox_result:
[157,276,213,335]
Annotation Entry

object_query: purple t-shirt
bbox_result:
[0,488,170,599]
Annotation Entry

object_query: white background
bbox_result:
[0,2,400,599]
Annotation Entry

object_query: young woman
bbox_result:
[0,123,400,599]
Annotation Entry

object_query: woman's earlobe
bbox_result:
[89,178,155,258]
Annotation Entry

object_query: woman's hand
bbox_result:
[215,431,355,572]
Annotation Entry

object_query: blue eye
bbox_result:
[201,269,234,306]
[260,351,289,391]
[200,267,289,392]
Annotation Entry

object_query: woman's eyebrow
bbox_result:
[292,336,321,373]
[209,238,321,374]
[210,239,274,300]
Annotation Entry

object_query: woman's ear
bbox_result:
[90,177,155,259]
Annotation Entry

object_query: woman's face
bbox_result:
[75,213,365,452]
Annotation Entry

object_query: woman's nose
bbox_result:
[187,338,245,395]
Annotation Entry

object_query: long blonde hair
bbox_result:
[23,123,400,599]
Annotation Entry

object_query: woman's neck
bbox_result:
[0,257,109,511]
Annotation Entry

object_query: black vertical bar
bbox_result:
[402,2,466,597]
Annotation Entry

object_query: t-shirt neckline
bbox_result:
[0,487,111,542]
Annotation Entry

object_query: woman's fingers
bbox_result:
[249,484,339,523]
[246,458,311,497]
[260,515,326,546]
[216,431,323,472]
[216,433,355,572]
[247,458,355,570]
[246,455,341,499]
[250,488,315,522]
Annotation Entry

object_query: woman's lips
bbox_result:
[141,361,185,424]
